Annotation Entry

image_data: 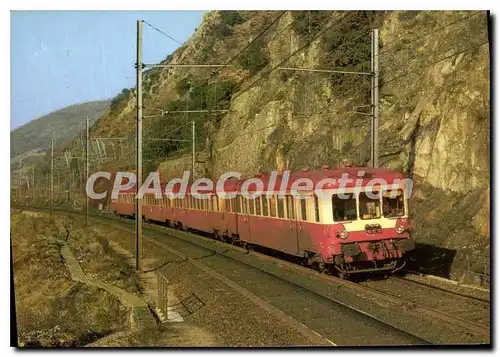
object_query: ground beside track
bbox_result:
[13,207,492,346]
[38,211,325,346]
[11,211,129,347]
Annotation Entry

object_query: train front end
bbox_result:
[323,175,415,277]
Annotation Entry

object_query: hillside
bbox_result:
[11,100,110,160]
[54,11,491,280]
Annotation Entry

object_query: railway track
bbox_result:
[387,275,490,320]
[102,216,430,346]
[14,206,491,345]
[393,275,490,303]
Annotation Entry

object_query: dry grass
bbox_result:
[11,210,129,347]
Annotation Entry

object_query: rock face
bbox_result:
[90,11,490,277]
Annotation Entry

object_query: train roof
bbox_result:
[116,167,407,195]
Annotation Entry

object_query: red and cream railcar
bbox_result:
[111,167,415,277]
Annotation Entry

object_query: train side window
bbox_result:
[277,196,285,218]
[211,196,217,212]
[248,198,255,215]
[240,196,246,214]
[314,195,320,222]
[235,196,241,213]
[255,196,262,215]
[231,197,236,212]
[262,197,269,216]
[269,196,277,217]
[286,196,295,220]
[299,198,307,221]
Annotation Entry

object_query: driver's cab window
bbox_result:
[382,189,405,217]
[332,193,357,222]
[359,191,381,220]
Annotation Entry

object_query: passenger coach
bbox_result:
[111,167,415,278]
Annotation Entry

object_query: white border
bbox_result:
[5,3,497,355]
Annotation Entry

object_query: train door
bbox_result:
[236,195,251,242]
[286,195,300,255]
[296,196,314,253]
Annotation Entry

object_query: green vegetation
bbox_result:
[143,76,240,172]
[325,11,383,101]
[291,11,384,102]
[213,11,245,38]
[237,38,269,75]
[291,11,331,38]
[110,89,130,112]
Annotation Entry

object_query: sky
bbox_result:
[10,10,206,130]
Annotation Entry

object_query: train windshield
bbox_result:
[382,189,405,217]
[332,193,357,222]
[359,191,382,220]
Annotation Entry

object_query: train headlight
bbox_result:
[396,225,405,234]
[338,229,348,239]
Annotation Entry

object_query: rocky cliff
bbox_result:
[74,11,491,280]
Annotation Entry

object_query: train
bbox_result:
[110,166,415,278]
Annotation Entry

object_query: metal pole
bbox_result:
[50,135,54,215]
[135,20,143,272]
[371,29,380,168]
[86,116,90,226]
[192,121,195,182]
